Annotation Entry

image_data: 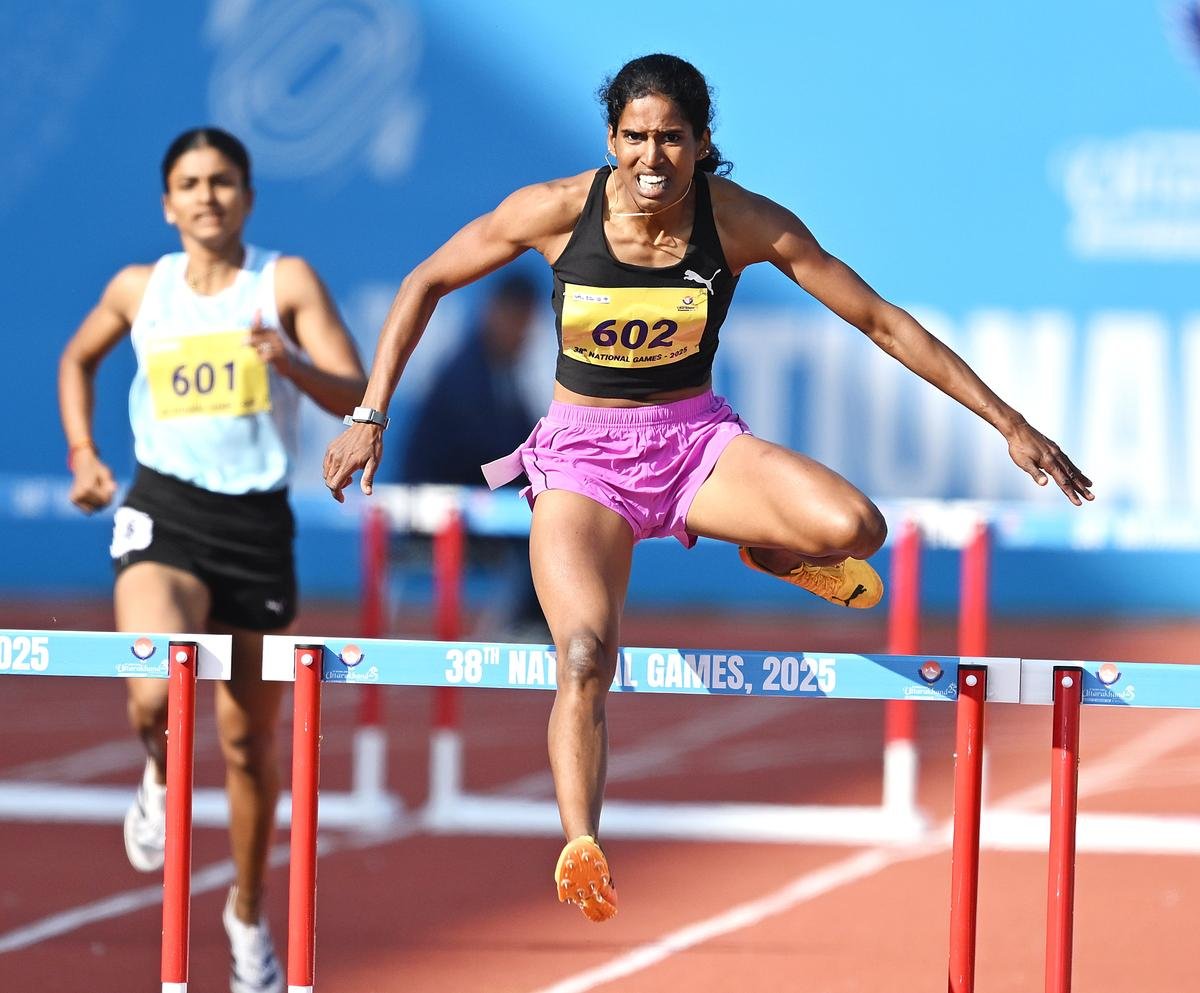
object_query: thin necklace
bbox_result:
[185,246,245,291]
[607,165,693,218]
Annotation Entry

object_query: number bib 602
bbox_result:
[560,283,708,369]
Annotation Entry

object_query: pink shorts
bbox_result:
[482,391,751,547]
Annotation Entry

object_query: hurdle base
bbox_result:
[0,782,404,830]
[423,793,929,845]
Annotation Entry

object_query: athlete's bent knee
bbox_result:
[826,499,887,558]
[219,730,280,779]
[557,632,616,694]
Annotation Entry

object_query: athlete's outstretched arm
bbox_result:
[322,177,582,501]
[721,188,1093,506]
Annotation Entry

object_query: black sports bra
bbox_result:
[550,168,739,398]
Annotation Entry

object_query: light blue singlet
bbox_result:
[127,246,301,494]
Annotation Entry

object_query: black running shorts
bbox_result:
[111,464,297,631]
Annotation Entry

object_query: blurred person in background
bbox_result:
[323,54,1092,922]
[398,272,547,639]
[58,127,366,993]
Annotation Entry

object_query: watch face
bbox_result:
[352,407,387,428]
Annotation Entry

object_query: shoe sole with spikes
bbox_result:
[554,835,617,922]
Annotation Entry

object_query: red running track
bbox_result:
[1,601,1199,993]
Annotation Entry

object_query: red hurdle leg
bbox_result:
[161,641,198,993]
[957,520,991,658]
[288,645,324,992]
[1046,667,1082,993]
[948,665,988,993]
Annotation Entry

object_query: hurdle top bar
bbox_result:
[0,630,232,680]
[1020,658,1200,708]
[262,636,1021,703]
[264,637,1200,709]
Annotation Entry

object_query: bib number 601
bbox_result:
[172,361,236,396]
[0,635,50,672]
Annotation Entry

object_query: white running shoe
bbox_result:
[223,887,284,993]
[123,759,166,872]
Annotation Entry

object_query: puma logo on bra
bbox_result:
[683,268,722,294]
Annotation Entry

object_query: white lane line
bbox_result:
[528,847,922,993]
[524,711,1200,993]
[0,848,266,954]
[0,817,418,955]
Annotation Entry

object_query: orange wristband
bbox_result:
[67,441,96,472]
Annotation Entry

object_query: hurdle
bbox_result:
[0,629,232,993]
[360,488,999,845]
[357,489,1200,862]
[0,612,401,831]
[262,635,1200,993]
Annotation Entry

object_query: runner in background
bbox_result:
[323,54,1093,922]
[58,127,366,992]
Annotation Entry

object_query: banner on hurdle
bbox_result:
[264,636,1020,845]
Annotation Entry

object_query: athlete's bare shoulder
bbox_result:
[103,264,155,323]
[490,169,598,257]
[706,173,814,273]
[272,254,320,293]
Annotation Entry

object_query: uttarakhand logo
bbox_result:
[339,644,365,668]
[1097,662,1121,686]
[131,637,156,661]
[918,660,943,684]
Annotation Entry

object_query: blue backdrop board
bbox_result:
[2,2,1197,609]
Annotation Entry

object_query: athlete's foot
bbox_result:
[555,835,617,922]
[223,887,284,993]
[739,546,883,608]
[123,758,166,872]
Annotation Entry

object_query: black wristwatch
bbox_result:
[343,406,390,429]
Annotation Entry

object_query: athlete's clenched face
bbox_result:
[161,147,253,251]
[607,92,710,214]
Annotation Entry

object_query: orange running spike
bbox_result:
[554,835,618,923]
